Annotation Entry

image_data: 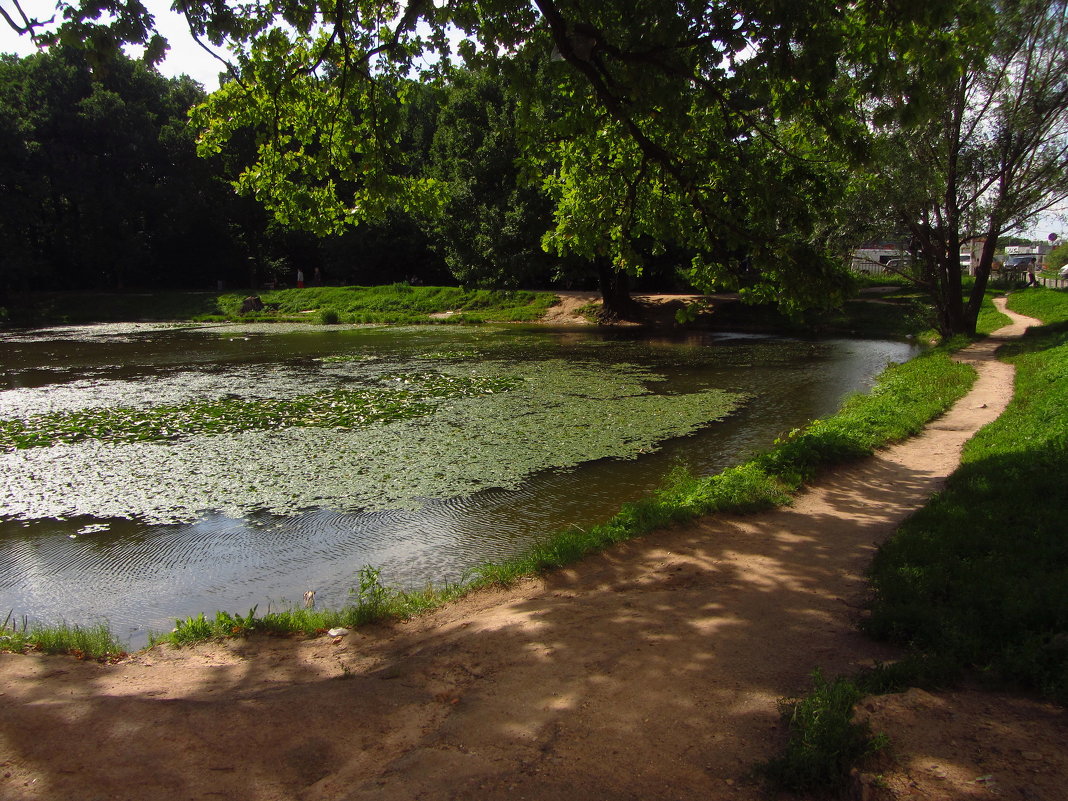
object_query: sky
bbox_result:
[0,0,226,89]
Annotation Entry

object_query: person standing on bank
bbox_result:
[1027,257,1039,287]
[296,268,305,288]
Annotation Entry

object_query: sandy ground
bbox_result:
[538,291,711,325]
[2,298,1066,801]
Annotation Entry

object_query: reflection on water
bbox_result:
[0,322,919,646]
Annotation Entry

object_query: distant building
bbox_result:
[850,242,907,273]
[1005,242,1053,256]
[1004,241,1053,267]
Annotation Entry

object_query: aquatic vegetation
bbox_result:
[0,359,746,524]
[0,373,521,451]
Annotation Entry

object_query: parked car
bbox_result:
[1059,264,1068,278]
[1005,255,1038,270]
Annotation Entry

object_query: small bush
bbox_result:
[763,669,887,793]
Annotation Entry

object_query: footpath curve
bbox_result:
[2,298,1064,801]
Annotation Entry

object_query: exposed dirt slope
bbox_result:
[2,298,1063,801]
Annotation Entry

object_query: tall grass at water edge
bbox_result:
[767,287,1068,794]
[0,612,127,661]
[211,284,557,324]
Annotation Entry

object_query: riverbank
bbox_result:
[1,281,934,338]
[2,296,1065,800]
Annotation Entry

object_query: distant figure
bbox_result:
[313,266,322,286]
[1027,257,1039,287]
[296,268,305,288]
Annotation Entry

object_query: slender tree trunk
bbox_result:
[964,231,1001,334]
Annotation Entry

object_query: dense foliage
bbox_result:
[2,1,1063,323]
[0,46,237,291]
[0,47,453,295]
[5,0,990,316]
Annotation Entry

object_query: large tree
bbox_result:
[0,45,243,291]
[4,0,968,313]
[862,0,1068,336]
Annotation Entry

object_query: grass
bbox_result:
[765,287,1068,794]
[865,286,1068,703]
[1,612,127,661]
[763,669,888,793]
[2,284,557,327]
[150,566,460,647]
[210,284,557,324]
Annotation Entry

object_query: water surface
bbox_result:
[0,322,919,645]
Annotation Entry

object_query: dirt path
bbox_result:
[2,298,1065,801]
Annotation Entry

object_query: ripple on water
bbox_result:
[0,326,922,645]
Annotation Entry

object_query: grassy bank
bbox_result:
[0,613,127,662]
[2,285,557,327]
[866,287,1068,702]
[767,287,1068,793]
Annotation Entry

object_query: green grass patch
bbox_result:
[213,284,557,325]
[1,612,128,661]
[2,285,557,327]
[150,566,462,647]
[866,286,1068,703]
[1004,285,1068,325]
[762,669,888,793]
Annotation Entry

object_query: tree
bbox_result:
[423,65,578,289]
[5,0,968,313]
[1048,241,1068,272]
[0,45,249,291]
[863,0,1068,336]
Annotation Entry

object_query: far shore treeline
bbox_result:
[0,46,682,299]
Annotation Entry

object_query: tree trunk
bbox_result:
[963,233,1000,335]
[596,260,642,322]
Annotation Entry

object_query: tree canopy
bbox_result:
[0,44,239,290]
[4,0,976,311]
[5,0,1061,327]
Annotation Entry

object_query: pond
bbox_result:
[0,322,920,646]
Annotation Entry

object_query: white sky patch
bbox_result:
[1,0,228,89]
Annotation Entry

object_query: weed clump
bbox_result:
[763,669,887,793]
[0,613,127,661]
